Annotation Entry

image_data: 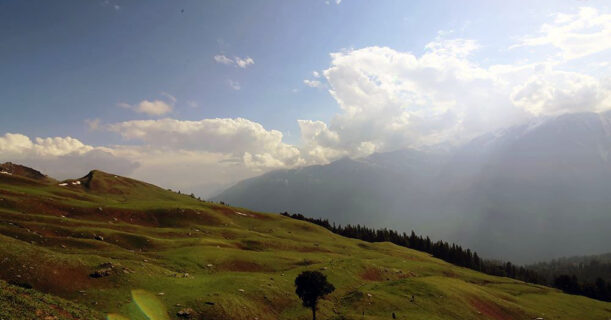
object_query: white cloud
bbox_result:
[118,96,174,116]
[135,100,173,116]
[227,80,241,90]
[313,71,321,78]
[0,133,138,179]
[512,7,611,61]
[235,56,254,68]
[303,79,322,88]
[511,68,609,116]
[214,55,234,65]
[106,118,304,170]
[299,21,611,161]
[214,55,255,68]
[0,133,92,157]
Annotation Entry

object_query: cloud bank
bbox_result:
[0,133,138,179]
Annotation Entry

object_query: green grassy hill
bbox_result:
[0,165,610,319]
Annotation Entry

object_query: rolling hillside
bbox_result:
[0,164,610,319]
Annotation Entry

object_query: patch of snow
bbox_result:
[0,171,11,175]
[235,211,250,217]
[71,181,81,185]
[58,183,68,187]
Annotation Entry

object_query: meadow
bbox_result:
[0,168,610,319]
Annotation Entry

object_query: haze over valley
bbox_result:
[215,111,611,263]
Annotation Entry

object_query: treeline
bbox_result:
[528,254,611,283]
[280,212,611,302]
[553,275,611,302]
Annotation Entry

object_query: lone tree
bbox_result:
[295,271,335,320]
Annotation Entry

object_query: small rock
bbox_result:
[238,289,245,293]
[176,308,195,318]
[157,292,165,296]
[90,267,113,278]
[94,235,104,241]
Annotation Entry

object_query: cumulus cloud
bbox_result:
[106,118,304,170]
[118,94,175,116]
[299,42,510,158]
[0,133,139,179]
[0,133,93,156]
[297,14,611,161]
[511,67,609,116]
[214,55,255,68]
[303,79,322,88]
[513,7,611,61]
[235,56,254,68]
[134,100,173,116]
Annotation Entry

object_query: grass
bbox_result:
[0,170,610,319]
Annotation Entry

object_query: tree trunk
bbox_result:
[312,306,316,320]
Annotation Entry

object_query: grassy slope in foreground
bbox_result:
[0,168,609,320]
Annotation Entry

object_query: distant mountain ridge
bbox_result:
[214,112,611,263]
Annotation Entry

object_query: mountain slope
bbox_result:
[214,150,448,228]
[0,166,610,319]
[214,112,611,263]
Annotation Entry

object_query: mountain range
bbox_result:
[214,112,611,263]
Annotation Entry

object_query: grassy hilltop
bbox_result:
[0,163,610,320]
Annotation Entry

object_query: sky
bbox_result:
[1,0,611,196]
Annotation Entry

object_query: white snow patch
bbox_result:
[71,181,81,185]
[58,183,68,187]
[0,171,11,175]
[234,211,251,217]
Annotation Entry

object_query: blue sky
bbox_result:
[1,1,610,195]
